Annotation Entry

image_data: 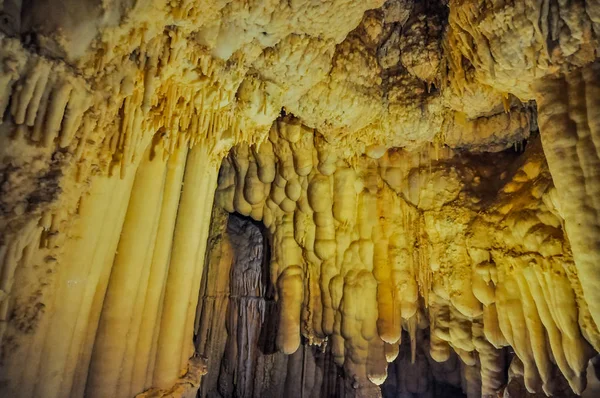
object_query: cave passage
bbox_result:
[195,212,482,398]
[196,212,356,398]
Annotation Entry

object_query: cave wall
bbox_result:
[0,0,599,397]
[1,137,215,397]
[214,117,600,396]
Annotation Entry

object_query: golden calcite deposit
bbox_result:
[0,0,600,397]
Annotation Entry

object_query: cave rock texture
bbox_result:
[2,0,600,397]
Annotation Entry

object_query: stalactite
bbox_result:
[133,144,188,394]
[86,143,167,398]
[153,143,219,389]
[215,117,600,396]
[536,62,600,331]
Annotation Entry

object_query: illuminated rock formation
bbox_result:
[0,0,600,397]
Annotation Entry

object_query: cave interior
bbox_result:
[2,0,600,397]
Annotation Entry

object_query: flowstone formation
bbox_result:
[214,118,598,396]
[0,0,600,397]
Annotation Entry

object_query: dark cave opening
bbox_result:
[195,211,377,397]
[195,211,472,397]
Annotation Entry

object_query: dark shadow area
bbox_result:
[381,328,467,398]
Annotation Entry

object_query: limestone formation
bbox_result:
[1,1,600,397]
